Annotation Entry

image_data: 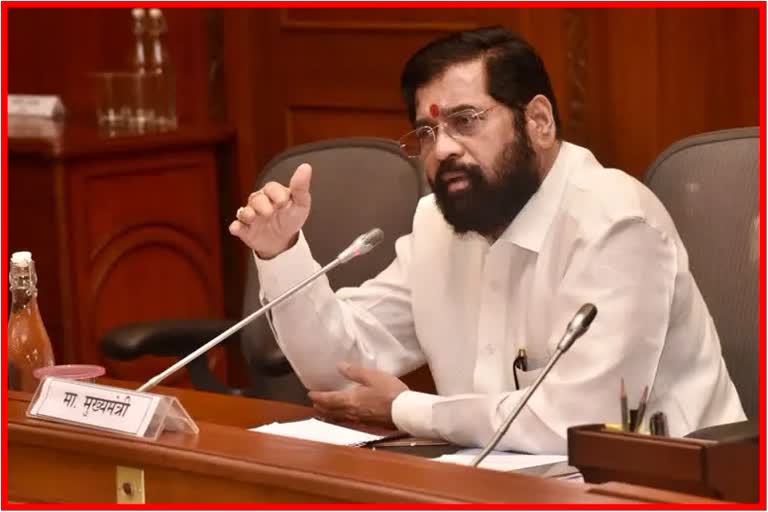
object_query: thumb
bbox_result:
[338,362,373,386]
[289,163,312,208]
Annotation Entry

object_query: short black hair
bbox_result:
[400,26,562,138]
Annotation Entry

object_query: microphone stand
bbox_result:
[137,228,383,393]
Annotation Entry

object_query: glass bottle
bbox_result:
[147,8,177,129]
[130,8,153,129]
[130,8,149,74]
[8,251,55,392]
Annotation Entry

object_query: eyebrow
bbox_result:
[413,104,481,128]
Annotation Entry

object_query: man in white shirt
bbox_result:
[229,27,745,454]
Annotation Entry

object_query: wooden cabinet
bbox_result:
[8,122,234,384]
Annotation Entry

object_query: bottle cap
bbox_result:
[132,8,145,18]
[149,8,162,18]
[11,251,32,265]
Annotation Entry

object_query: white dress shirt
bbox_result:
[255,141,745,454]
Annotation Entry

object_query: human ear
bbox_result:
[524,95,557,150]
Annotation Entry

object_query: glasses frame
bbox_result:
[398,106,497,159]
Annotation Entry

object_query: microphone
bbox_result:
[136,228,386,393]
[337,228,385,263]
[470,303,598,467]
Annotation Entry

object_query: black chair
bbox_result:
[101,137,425,404]
[643,127,759,419]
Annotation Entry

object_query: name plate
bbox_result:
[28,378,162,437]
[8,94,65,118]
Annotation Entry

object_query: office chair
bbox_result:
[101,137,424,404]
[643,127,759,419]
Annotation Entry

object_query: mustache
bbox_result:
[433,160,483,186]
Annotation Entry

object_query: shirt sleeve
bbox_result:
[254,230,425,391]
[394,218,678,454]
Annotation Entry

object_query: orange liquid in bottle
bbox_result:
[8,254,55,393]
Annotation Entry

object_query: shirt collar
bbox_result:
[496,141,574,252]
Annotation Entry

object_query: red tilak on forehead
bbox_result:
[429,104,440,118]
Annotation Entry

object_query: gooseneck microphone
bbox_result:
[471,303,598,467]
[137,228,385,393]
[337,228,385,263]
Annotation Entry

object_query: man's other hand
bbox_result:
[308,363,409,427]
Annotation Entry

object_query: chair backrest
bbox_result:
[239,137,424,403]
[643,127,759,418]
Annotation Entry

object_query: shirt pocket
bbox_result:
[516,366,545,389]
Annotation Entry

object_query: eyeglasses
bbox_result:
[398,106,496,158]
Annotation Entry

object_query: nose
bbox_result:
[432,126,464,162]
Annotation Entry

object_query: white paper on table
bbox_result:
[249,417,384,446]
[433,448,567,472]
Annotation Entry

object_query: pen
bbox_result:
[357,431,410,447]
[620,378,629,432]
[513,349,528,390]
[516,349,528,371]
[367,437,451,448]
[633,385,649,432]
[649,411,668,436]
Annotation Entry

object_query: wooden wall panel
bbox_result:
[656,8,760,151]
[287,108,409,147]
[581,7,760,176]
[279,31,450,109]
[584,9,661,176]
[511,9,572,132]
[280,7,480,30]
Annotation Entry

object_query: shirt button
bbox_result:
[486,344,495,355]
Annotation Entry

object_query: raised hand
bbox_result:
[229,163,313,259]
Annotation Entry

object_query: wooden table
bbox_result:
[6,384,722,504]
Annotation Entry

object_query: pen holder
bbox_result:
[567,424,759,502]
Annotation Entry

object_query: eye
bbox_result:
[450,111,480,133]
[415,126,435,143]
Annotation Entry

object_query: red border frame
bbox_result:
[2,0,10,508]
[0,1,765,7]
[1,1,765,509]
[758,1,766,508]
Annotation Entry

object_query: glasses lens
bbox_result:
[447,110,480,137]
[399,127,433,157]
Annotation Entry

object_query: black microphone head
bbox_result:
[558,303,598,351]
